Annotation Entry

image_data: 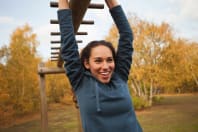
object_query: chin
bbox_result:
[100,78,111,84]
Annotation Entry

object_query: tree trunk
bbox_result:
[149,78,153,106]
[130,82,137,95]
[132,79,141,97]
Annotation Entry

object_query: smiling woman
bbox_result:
[58,0,142,131]
[81,40,116,83]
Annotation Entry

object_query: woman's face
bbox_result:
[84,45,115,83]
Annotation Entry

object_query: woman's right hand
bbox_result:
[105,0,120,9]
[58,0,69,9]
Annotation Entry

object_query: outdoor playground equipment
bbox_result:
[38,1,104,132]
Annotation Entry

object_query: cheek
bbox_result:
[89,63,100,71]
[110,62,115,70]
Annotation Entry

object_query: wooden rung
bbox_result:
[51,59,58,61]
[88,3,104,9]
[51,32,60,36]
[51,52,59,55]
[50,2,104,9]
[51,40,83,44]
[51,56,59,58]
[50,2,58,7]
[77,40,83,43]
[50,19,58,24]
[50,19,94,25]
[51,32,88,35]
[51,47,60,50]
[51,40,61,44]
[81,20,94,24]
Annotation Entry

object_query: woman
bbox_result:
[58,0,142,131]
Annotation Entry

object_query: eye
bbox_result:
[107,57,114,63]
[94,58,102,63]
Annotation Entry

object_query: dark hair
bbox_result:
[80,40,116,68]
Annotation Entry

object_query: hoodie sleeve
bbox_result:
[58,9,84,91]
[110,6,133,82]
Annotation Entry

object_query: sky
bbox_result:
[0,0,198,61]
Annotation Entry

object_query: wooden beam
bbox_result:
[51,56,58,59]
[51,40,83,44]
[51,59,58,61]
[50,2,104,9]
[50,0,92,67]
[38,63,48,132]
[51,52,59,55]
[88,3,104,9]
[51,32,87,36]
[81,20,94,24]
[38,67,65,74]
[51,47,60,50]
[50,19,94,25]
[57,0,91,67]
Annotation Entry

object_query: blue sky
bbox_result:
[0,0,198,61]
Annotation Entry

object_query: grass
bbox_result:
[137,94,198,132]
[0,94,198,132]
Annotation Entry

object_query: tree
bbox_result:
[4,24,40,114]
[130,16,173,105]
[159,39,198,93]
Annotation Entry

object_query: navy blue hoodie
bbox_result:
[58,5,142,132]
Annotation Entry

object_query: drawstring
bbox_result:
[95,83,101,112]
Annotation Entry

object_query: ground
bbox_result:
[0,94,198,132]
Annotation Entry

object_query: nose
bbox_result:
[102,61,108,69]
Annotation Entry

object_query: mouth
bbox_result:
[100,71,111,78]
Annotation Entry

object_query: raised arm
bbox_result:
[58,0,83,90]
[106,0,133,82]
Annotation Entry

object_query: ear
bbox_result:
[83,59,90,69]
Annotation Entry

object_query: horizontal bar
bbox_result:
[51,47,60,50]
[81,20,94,24]
[51,40,61,44]
[51,32,88,35]
[51,52,59,55]
[51,40,83,43]
[38,67,65,74]
[51,56,59,59]
[88,3,104,9]
[51,59,58,61]
[50,19,94,25]
[50,2,104,9]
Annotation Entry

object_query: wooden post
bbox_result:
[38,64,83,132]
[38,63,48,132]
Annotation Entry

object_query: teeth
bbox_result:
[101,72,109,75]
